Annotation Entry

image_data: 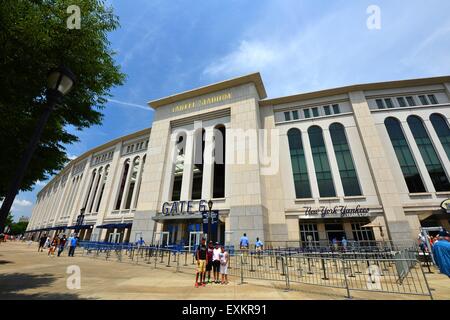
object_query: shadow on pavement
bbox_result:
[0,273,87,300]
[0,260,13,265]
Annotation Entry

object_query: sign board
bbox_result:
[202,210,219,241]
[161,200,208,216]
[303,205,371,219]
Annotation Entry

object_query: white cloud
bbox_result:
[68,154,78,160]
[35,180,47,187]
[108,98,153,111]
[14,199,32,207]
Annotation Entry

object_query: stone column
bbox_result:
[302,129,320,199]
[349,91,412,242]
[323,128,345,197]
[201,127,215,200]
[180,131,195,201]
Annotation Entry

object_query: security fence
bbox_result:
[78,242,433,299]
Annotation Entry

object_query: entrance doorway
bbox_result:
[325,223,346,243]
[154,231,170,247]
[188,231,203,252]
[108,232,121,243]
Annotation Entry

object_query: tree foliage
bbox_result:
[0,0,125,198]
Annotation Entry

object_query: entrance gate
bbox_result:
[188,231,203,252]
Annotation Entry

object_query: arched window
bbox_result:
[115,159,130,210]
[172,133,186,201]
[83,169,96,210]
[407,115,450,191]
[308,126,336,197]
[287,128,311,198]
[213,125,226,198]
[192,129,205,200]
[95,165,109,213]
[125,157,140,209]
[384,117,426,193]
[133,155,145,208]
[87,167,102,213]
[329,123,362,196]
[430,113,450,159]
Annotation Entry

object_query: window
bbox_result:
[406,96,416,106]
[407,116,450,191]
[171,134,186,201]
[95,165,109,213]
[304,109,311,119]
[115,160,130,209]
[133,155,145,208]
[384,98,394,109]
[125,157,140,209]
[213,125,226,198]
[428,95,438,105]
[87,167,102,213]
[351,223,375,241]
[300,223,319,243]
[418,95,429,105]
[83,170,97,210]
[292,110,299,120]
[191,129,205,200]
[329,123,362,196]
[324,105,331,115]
[384,117,426,193]
[287,128,311,198]
[397,97,407,108]
[430,113,450,159]
[332,104,340,114]
[308,126,336,197]
[312,107,319,117]
[375,99,385,109]
[284,112,291,121]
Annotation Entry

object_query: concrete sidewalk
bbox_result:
[0,241,448,300]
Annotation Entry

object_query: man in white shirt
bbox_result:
[212,242,221,284]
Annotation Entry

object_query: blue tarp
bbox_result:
[432,240,450,277]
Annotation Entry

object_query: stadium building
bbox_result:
[26,73,450,249]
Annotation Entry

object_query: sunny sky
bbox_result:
[11,0,450,221]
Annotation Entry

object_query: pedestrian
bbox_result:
[206,241,214,284]
[432,234,450,277]
[48,237,58,256]
[332,237,338,252]
[239,233,249,250]
[68,233,78,257]
[212,242,221,284]
[255,237,264,254]
[195,238,207,287]
[341,236,348,252]
[57,234,67,257]
[38,234,47,252]
[44,236,50,249]
[220,246,229,284]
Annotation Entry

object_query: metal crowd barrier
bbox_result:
[77,241,432,299]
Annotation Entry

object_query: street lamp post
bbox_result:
[0,66,76,232]
[207,200,213,242]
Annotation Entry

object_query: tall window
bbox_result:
[95,165,109,213]
[287,128,311,198]
[384,117,426,193]
[351,223,375,241]
[172,133,186,201]
[213,125,226,198]
[133,155,146,208]
[83,169,97,209]
[88,167,102,213]
[115,159,130,209]
[299,223,319,242]
[308,126,336,197]
[407,115,450,191]
[329,123,362,196]
[192,129,205,200]
[430,113,450,159]
[125,157,140,209]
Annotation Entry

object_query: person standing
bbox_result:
[240,233,249,250]
[212,242,221,284]
[38,234,47,252]
[206,241,214,284]
[68,233,78,257]
[341,236,348,252]
[48,237,58,256]
[57,235,67,257]
[220,246,229,285]
[255,237,264,255]
[195,238,207,287]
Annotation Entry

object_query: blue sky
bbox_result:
[10,0,450,221]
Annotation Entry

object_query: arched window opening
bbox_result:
[172,133,186,201]
[133,155,146,208]
[329,123,362,196]
[384,117,426,193]
[308,126,336,197]
[287,128,311,198]
[125,157,140,209]
[407,115,450,191]
[83,169,97,209]
[115,159,130,210]
[95,165,109,213]
[430,113,450,159]
[213,125,226,198]
[192,129,205,200]
[88,167,102,213]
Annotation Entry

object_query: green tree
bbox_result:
[0,0,125,198]
[5,212,14,227]
[10,221,29,235]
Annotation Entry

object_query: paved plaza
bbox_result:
[0,242,449,300]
